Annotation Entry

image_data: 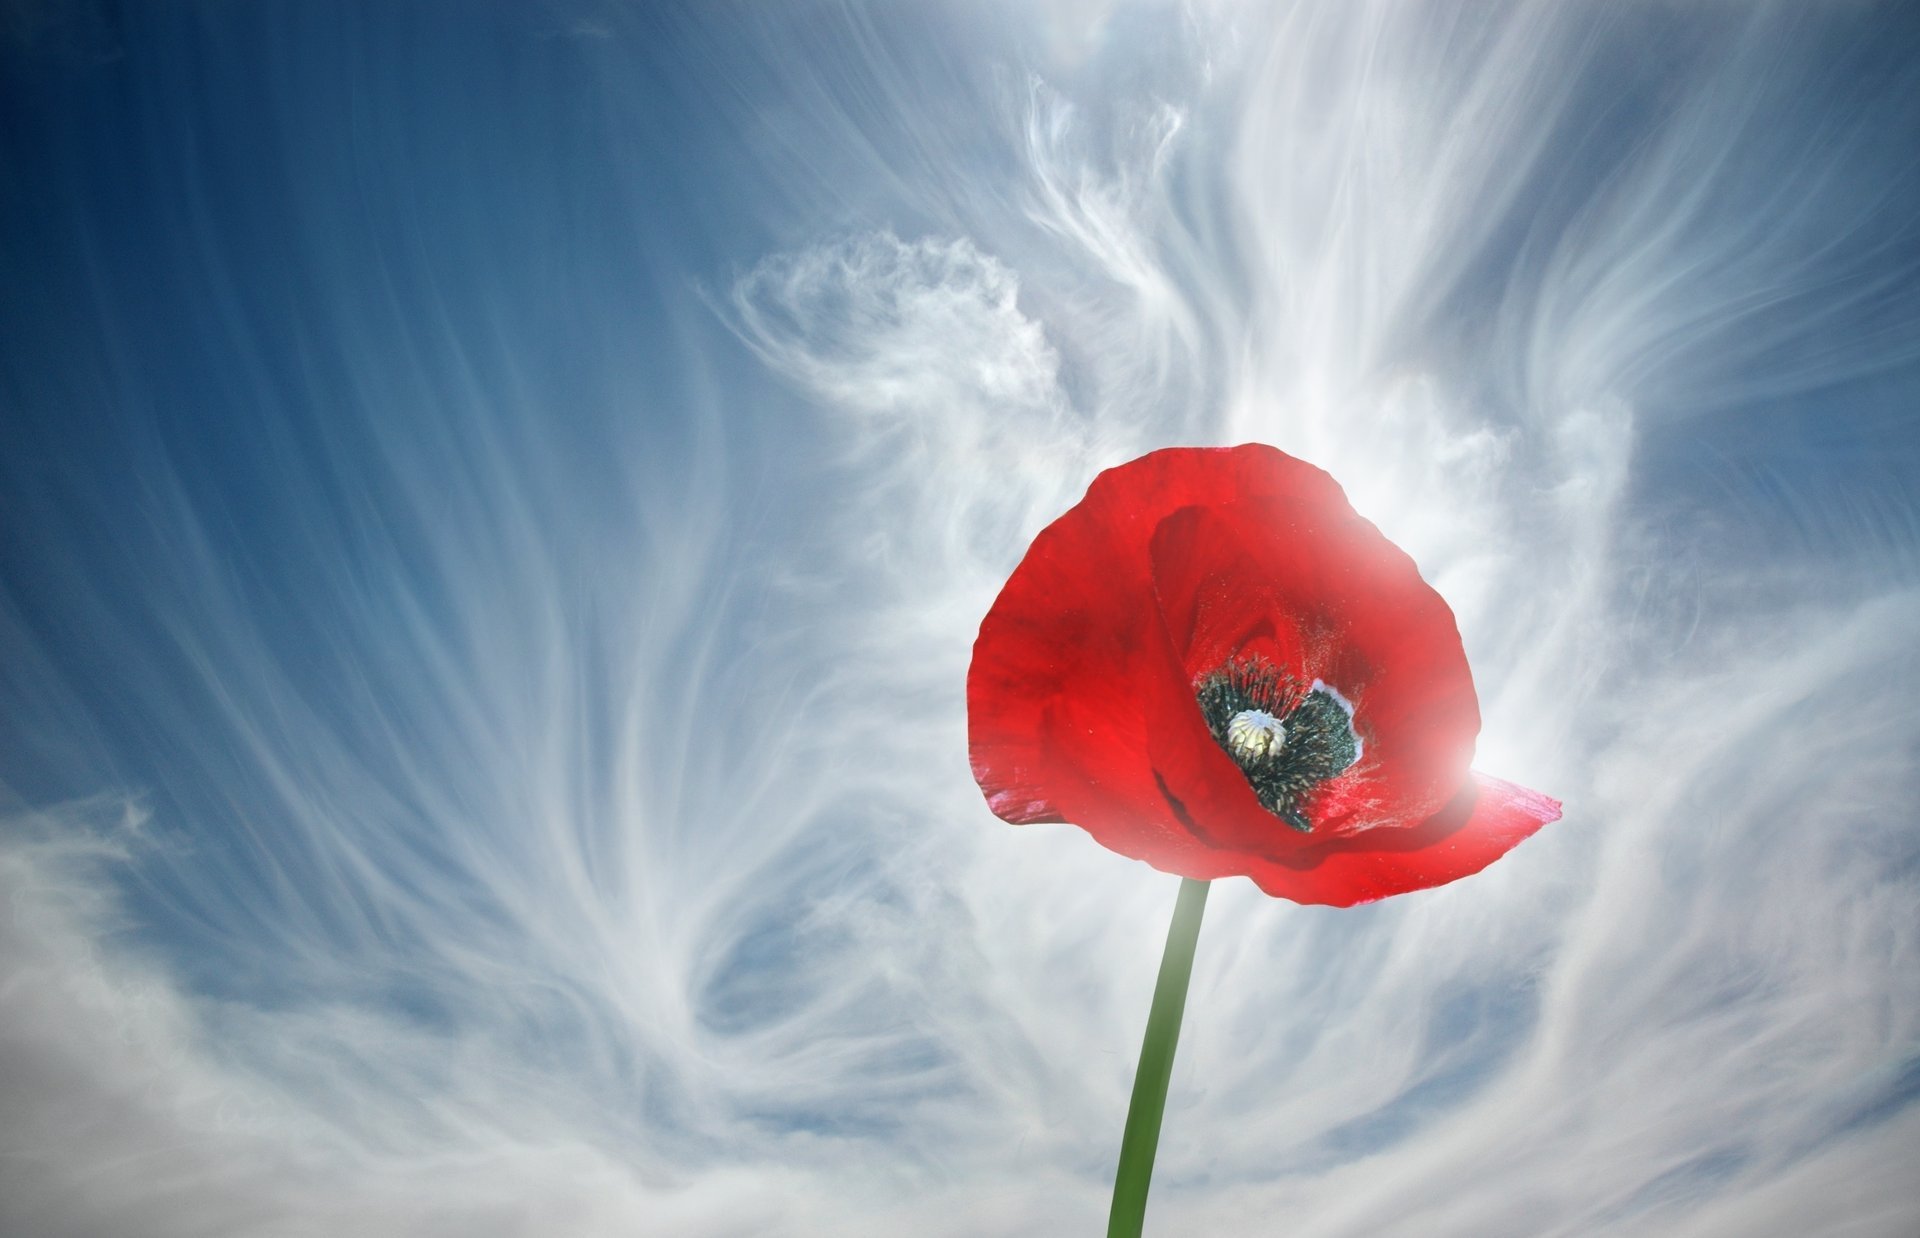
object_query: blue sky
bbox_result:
[3,2,1918,1234]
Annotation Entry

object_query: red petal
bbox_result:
[967,449,1259,842]
[1147,498,1479,838]
[1234,772,1563,906]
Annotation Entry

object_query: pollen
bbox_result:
[1225,710,1287,762]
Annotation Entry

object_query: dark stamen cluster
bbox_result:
[1194,656,1361,833]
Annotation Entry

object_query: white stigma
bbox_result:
[1225,709,1287,763]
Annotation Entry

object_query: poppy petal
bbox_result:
[1237,772,1563,906]
[969,445,1355,850]
[1146,497,1478,837]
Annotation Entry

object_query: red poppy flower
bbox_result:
[966,444,1561,907]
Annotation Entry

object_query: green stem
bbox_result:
[1108,876,1210,1238]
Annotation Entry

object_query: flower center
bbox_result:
[1225,709,1286,761]
[1195,657,1361,833]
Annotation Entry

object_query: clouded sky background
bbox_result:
[3,2,1918,1234]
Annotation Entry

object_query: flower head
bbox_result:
[966,444,1561,906]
